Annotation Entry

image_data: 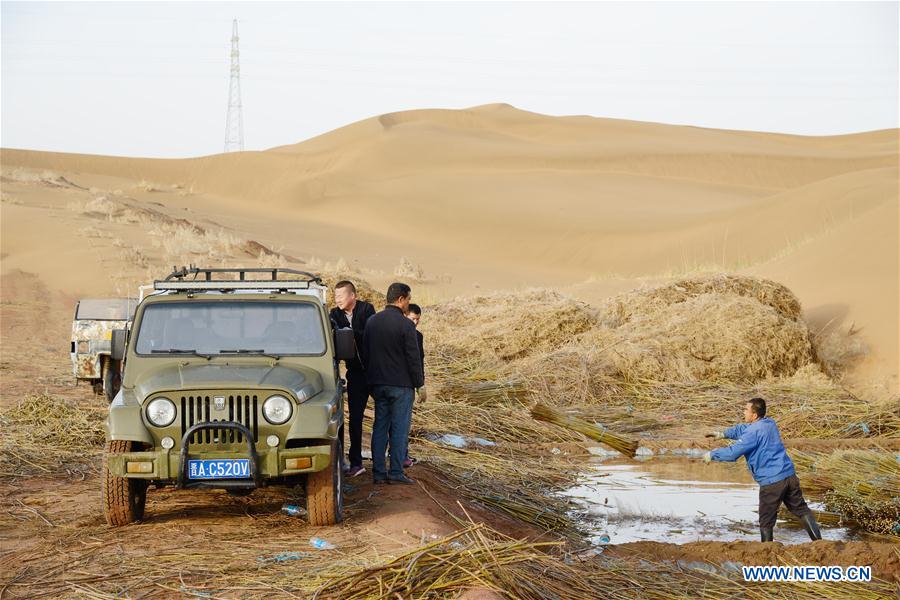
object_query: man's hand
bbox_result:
[704,431,725,440]
[702,451,712,464]
[417,387,427,403]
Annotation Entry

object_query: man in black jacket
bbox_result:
[361,282,424,484]
[330,280,376,478]
[402,303,426,468]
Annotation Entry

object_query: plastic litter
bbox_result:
[281,504,307,518]
[309,536,336,550]
[431,433,467,448]
[470,437,496,447]
[425,433,497,449]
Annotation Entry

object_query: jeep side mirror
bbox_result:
[111,329,127,361]
[334,328,356,361]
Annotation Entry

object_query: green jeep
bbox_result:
[103,267,355,526]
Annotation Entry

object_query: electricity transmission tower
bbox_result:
[224,19,244,152]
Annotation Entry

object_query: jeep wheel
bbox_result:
[306,440,343,525]
[103,440,148,526]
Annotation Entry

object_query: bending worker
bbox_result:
[704,397,822,543]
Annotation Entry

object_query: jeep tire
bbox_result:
[306,440,343,525]
[102,358,121,403]
[103,440,148,526]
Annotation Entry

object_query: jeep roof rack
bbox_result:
[153,266,325,292]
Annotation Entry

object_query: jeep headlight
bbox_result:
[263,394,293,425]
[146,397,176,427]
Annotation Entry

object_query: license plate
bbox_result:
[187,459,251,480]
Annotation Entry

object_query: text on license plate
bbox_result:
[188,459,251,479]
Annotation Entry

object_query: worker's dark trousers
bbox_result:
[758,474,812,528]
[338,368,370,468]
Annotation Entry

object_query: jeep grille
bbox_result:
[180,395,259,446]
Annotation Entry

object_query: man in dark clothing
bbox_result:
[329,280,376,478]
[704,397,822,542]
[402,304,426,468]
[361,282,424,485]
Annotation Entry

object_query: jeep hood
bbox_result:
[132,362,324,403]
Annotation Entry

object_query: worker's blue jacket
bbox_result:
[711,417,795,486]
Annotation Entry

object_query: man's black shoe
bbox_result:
[388,475,415,485]
[373,478,388,485]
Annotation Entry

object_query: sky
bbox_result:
[2,1,898,158]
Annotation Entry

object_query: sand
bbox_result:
[2,103,896,396]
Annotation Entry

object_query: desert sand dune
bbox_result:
[1,104,897,394]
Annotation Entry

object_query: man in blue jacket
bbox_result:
[704,397,822,542]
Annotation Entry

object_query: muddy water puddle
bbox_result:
[565,454,859,545]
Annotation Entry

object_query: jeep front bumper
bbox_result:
[107,426,332,485]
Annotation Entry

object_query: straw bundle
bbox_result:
[595,293,813,383]
[424,289,596,363]
[530,403,639,458]
[596,273,803,328]
[792,449,900,535]
[426,274,821,391]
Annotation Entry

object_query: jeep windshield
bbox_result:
[76,298,137,321]
[134,301,326,356]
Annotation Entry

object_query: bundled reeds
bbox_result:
[423,289,597,363]
[314,521,899,600]
[413,438,586,538]
[792,449,900,536]
[568,377,898,439]
[426,274,825,388]
[596,273,804,328]
[530,403,639,458]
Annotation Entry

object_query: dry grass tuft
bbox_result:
[394,256,425,280]
[2,168,82,188]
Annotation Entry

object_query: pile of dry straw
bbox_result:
[413,273,897,536]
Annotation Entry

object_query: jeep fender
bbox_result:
[106,389,153,445]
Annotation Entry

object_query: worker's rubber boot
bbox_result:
[800,513,822,541]
[760,526,774,542]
